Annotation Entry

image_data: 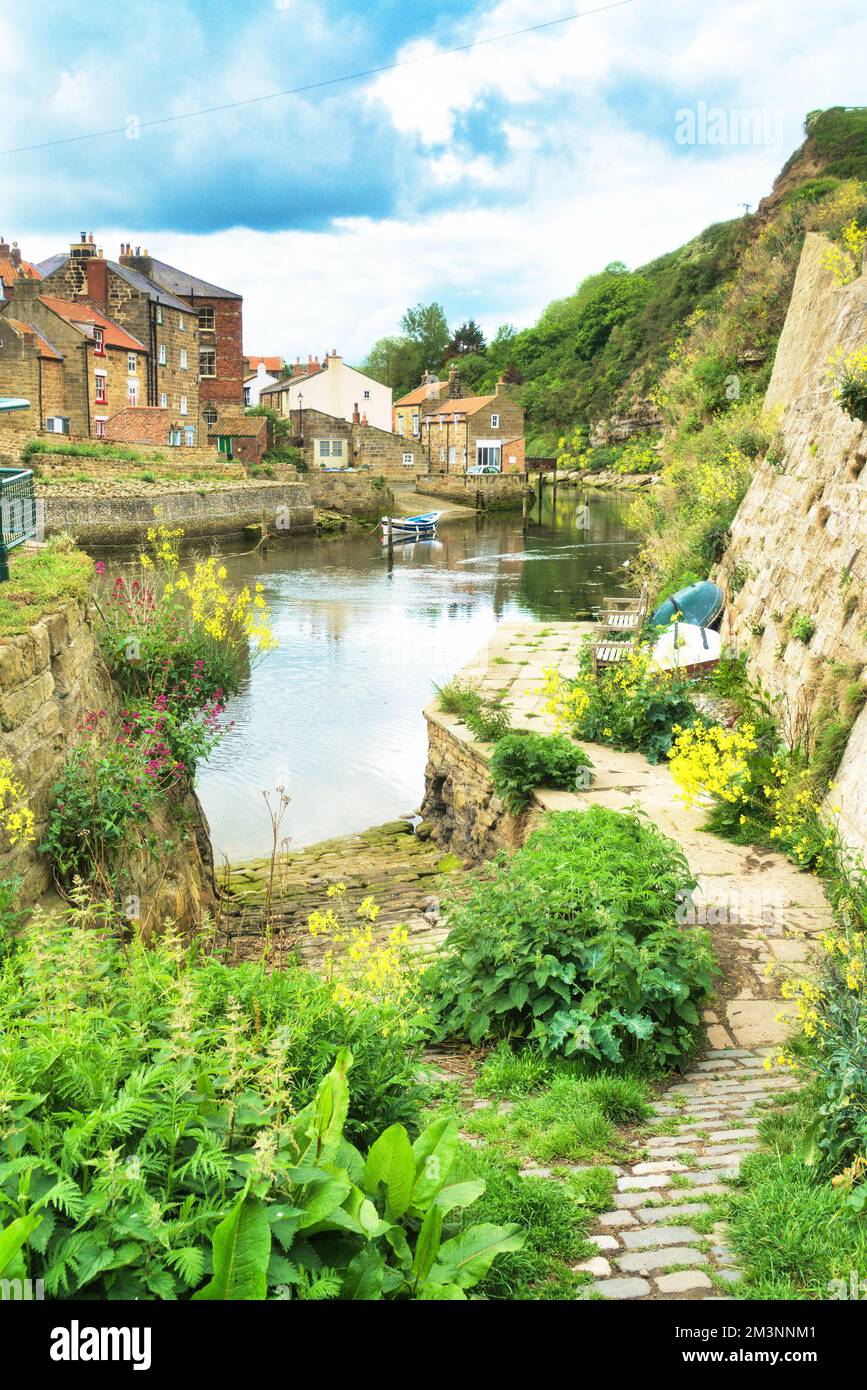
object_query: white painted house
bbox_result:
[243,361,279,407]
[260,351,392,432]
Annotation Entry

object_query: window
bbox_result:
[95,418,107,439]
[95,373,107,405]
[198,306,215,331]
[156,306,163,325]
[184,426,196,447]
[200,348,216,378]
[243,386,251,406]
[203,405,218,427]
[402,452,414,466]
[317,439,344,462]
[179,394,188,416]
[363,389,370,399]
[45,416,70,434]
[490,413,500,429]
[179,348,188,370]
[127,352,137,373]
[476,443,502,471]
[178,315,185,332]
[412,413,419,435]
[93,327,105,356]
[440,447,445,463]
[397,414,404,436]
[168,428,182,446]
[158,344,167,366]
[128,381,138,407]
[160,392,168,408]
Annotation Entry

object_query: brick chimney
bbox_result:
[11,242,21,267]
[293,357,304,378]
[448,366,463,399]
[0,237,9,257]
[126,246,154,278]
[86,256,108,307]
[352,402,360,424]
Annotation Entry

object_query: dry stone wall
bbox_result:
[717,232,867,855]
[0,594,216,927]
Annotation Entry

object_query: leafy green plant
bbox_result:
[39,738,160,885]
[426,807,717,1067]
[789,610,816,644]
[0,905,432,1300]
[489,732,594,813]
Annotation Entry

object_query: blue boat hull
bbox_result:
[650,580,725,630]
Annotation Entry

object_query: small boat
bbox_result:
[381,511,442,542]
[650,622,722,677]
[650,580,725,630]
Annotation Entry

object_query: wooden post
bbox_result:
[522,487,528,530]
[387,514,394,558]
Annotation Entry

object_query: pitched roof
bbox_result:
[4,317,63,360]
[37,255,193,312]
[425,395,496,417]
[260,367,326,394]
[246,355,283,372]
[38,295,147,352]
[0,256,42,286]
[147,258,241,301]
[206,413,267,437]
[394,381,446,407]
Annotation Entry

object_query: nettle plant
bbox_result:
[489,732,594,814]
[427,806,717,1067]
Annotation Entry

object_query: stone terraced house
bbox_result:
[0,278,148,441]
[31,234,244,445]
[419,374,525,474]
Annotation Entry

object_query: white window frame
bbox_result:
[180,348,188,370]
[127,352,137,373]
[178,315,185,332]
[198,305,215,332]
[94,370,107,405]
[158,343,167,366]
[127,381,138,407]
[94,416,108,439]
[184,426,196,447]
[476,441,502,471]
[412,413,419,435]
[402,452,414,466]
[45,416,70,434]
[179,395,188,416]
[159,392,168,408]
[168,427,182,446]
[156,306,163,325]
[199,348,216,378]
[491,413,500,429]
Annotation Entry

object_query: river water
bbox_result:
[196,486,639,860]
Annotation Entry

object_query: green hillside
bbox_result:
[362,108,867,454]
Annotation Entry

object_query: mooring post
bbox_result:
[387,514,394,558]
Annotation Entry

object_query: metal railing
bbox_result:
[0,467,37,581]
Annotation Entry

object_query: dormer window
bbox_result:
[93,327,105,356]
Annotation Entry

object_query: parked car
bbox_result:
[466,463,501,475]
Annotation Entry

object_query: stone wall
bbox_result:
[37,478,315,546]
[717,232,867,855]
[0,594,216,928]
[421,706,537,860]
[306,471,394,520]
[415,472,531,510]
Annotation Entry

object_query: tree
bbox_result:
[446,319,487,359]
[400,302,450,373]
[360,335,421,398]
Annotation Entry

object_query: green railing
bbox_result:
[0,467,37,581]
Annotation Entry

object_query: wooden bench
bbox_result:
[596,584,649,636]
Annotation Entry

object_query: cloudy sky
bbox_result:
[1,0,863,361]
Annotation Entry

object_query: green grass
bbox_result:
[463,1070,650,1165]
[467,1147,599,1299]
[0,542,92,635]
[23,438,169,465]
[433,677,512,742]
[727,1089,867,1298]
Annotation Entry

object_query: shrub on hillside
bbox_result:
[426,806,717,1067]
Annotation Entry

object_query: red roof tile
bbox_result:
[5,317,63,360]
[38,295,146,352]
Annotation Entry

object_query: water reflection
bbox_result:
[196,487,638,859]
